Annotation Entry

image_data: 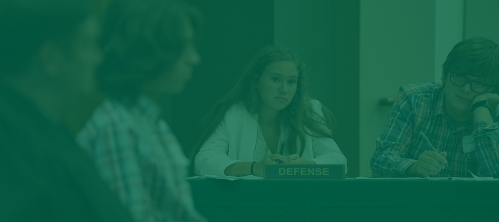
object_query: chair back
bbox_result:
[320,104,337,140]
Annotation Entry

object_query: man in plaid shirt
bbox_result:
[371,37,499,178]
[76,0,206,221]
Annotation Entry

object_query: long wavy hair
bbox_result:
[189,45,335,174]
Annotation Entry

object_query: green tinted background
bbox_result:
[164,0,499,177]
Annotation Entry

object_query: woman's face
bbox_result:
[257,61,299,111]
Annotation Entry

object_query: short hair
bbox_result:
[0,0,92,76]
[96,0,202,100]
[442,37,499,91]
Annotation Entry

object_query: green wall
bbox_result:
[168,0,499,177]
[435,0,463,83]
[172,0,274,155]
[274,0,361,176]
[464,0,499,44]
[359,0,438,176]
[274,0,335,106]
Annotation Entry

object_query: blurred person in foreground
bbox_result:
[76,0,205,221]
[0,0,134,221]
[371,37,499,178]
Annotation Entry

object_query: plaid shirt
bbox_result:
[371,83,499,177]
[77,97,205,222]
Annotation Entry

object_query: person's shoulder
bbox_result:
[306,99,323,112]
[397,83,443,114]
[401,82,443,97]
[225,102,250,118]
[221,102,255,130]
[308,99,322,107]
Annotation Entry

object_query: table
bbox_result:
[188,178,499,222]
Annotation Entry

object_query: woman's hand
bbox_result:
[284,154,302,163]
[282,154,316,165]
[253,154,287,176]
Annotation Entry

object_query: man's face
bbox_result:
[444,73,494,112]
[59,16,102,97]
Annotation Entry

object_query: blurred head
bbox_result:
[97,0,202,100]
[442,37,499,112]
[0,0,101,98]
[142,18,200,96]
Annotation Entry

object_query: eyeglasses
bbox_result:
[449,73,492,94]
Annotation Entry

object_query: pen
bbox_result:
[419,131,447,166]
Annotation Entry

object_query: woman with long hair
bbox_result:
[192,45,347,177]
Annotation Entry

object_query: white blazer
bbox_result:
[194,100,347,176]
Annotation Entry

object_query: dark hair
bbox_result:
[0,0,92,76]
[442,37,499,91]
[96,0,202,100]
[189,45,335,173]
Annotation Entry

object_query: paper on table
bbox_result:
[186,176,205,180]
[239,175,264,180]
[428,177,482,181]
[355,177,429,180]
[468,170,494,180]
[354,172,496,181]
[197,174,263,181]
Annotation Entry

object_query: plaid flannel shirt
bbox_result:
[371,83,499,177]
[77,97,205,222]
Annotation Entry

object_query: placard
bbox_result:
[264,164,345,179]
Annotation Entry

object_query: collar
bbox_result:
[132,95,162,122]
[433,84,446,117]
[254,112,287,139]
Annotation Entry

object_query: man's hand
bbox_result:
[472,93,499,111]
[471,93,499,126]
[406,151,447,177]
